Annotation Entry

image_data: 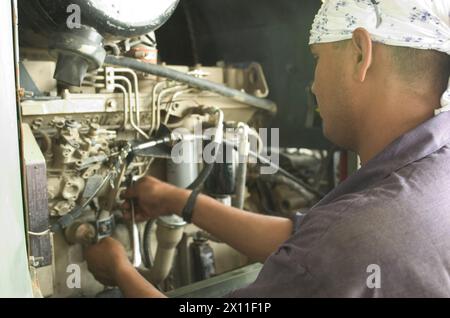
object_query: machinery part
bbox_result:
[191,235,216,281]
[255,173,317,218]
[128,177,142,268]
[19,62,43,97]
[22,124,52,268]
[51,172,112,232]
[204,138,236,196]
[186,109,224,191]
[219,139,324,198]
[224,62,270,98]
[104,55,278,114]
[143,220,156,268]
[246,145,324,198]
[282,195,311,211]
[233,123,250,209]
[19,0,180,40]
[64,221,96,245]
[96,211,115,241]
[19,39,273,296]
[141,215,185,285]
[214,195,232,207]
[166,263,262,298]
[49,26,106,86]
[167,138,199,189]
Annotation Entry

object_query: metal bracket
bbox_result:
[96,214,115,241]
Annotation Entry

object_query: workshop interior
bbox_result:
[0,0,358,297]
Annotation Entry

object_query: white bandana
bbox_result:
[309,0,450,115]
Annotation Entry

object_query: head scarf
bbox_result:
[309,0,450,115]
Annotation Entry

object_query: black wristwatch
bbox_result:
[181,188,202,223]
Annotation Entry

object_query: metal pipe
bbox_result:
[233,123,249,209]
[104,55,277,114]
[141,219,184,285]
[130,190,142,268]
[156,84,188,131]
[150,81,167,136]
[164,88,196,125]
[114,69,141,126]
[113,84,129,130]
[114,75,149,139]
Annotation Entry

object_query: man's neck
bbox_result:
[356,93,437,165]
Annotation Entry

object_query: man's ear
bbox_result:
[351,28,373,82]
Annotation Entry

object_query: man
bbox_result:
[86,0,450,297]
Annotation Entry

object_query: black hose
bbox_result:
[187,162,215,190]
[104,55,277,114]
[250,149,325,198]
[221,140,324,198]
[186,141,220,190]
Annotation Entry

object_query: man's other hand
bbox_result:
[84,237,132,286]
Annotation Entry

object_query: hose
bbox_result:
[104,55,277,114]
[186,109,223,191]
[221,140,325,198]
[250,150,325,198]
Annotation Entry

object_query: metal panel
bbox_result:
[22,124,52,267]
[0,0,33,298]
[166,263,262,298]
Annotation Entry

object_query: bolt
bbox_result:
[100,224,109,233]
[106,99,117,110]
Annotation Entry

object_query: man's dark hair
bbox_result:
[333,39,450,92]
[390,46,450,91]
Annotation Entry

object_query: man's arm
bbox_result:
[123,177,294,262]
[170,188,294,262]
[85,177,294,298]
[115,263,166,298]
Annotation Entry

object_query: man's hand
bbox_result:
[84,237,132,286]
[85,237,167,297]
[120,176,190,222]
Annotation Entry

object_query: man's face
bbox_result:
[310,43,359,150]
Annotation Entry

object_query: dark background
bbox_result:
[156,0,331,149]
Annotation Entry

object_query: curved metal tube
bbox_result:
[156,84,188,131]
[150,81,167,136]
[104,55,278,114]
[113,83,129,130]
[114,68,141,126]
[114,75,149,139]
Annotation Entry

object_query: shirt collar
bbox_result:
[315,111,450,208]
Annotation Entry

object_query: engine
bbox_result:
[18,0,318,298]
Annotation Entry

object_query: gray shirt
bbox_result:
[229,111,450,298]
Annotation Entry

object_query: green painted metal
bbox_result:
[166,263,262,298]
[0,0,33,298]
